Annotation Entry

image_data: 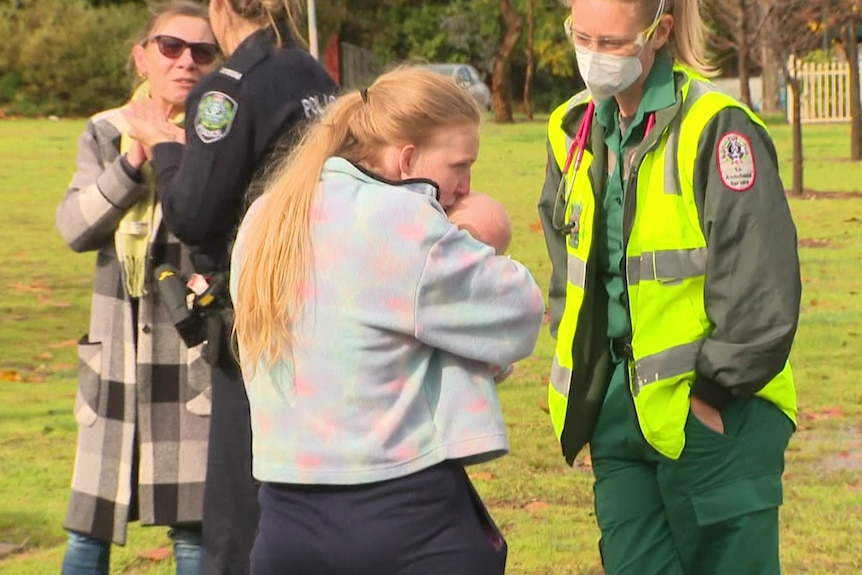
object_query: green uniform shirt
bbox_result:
[594,50,676,346]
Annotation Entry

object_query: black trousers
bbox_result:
[251,461,507,575]
[201,360,260,575]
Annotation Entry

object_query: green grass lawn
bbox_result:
[1,115,861,574]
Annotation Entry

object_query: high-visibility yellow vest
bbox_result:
[547,67,797,460]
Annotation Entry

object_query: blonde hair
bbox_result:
[234,67,482,373]
[226,0,305,47]
[641,0,715,76]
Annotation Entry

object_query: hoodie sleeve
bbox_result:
[414,226,546,368]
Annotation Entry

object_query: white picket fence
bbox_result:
[787,57,858,123]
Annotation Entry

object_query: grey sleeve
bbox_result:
[56,120,147,253]
[691,107,801,409]
[538,140,567,339]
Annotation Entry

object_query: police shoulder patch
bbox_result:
[716,131,756,192]
[195,91,238,144]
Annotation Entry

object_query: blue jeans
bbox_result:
[61,525,202,575]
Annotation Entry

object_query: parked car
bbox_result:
[422,63,492,111]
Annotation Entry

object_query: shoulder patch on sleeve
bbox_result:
[195,91,238,143]
[716,131,756,192]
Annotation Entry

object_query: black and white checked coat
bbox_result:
[57,107,211,544]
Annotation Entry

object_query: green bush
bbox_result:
[0,0,147,117]
[0,71,22,102]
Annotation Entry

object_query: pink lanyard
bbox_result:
[560,104,657,183]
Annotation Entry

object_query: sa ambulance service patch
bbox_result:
[195,91,238,143]
[716,132,756,191]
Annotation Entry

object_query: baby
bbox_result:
[447,192,512,255]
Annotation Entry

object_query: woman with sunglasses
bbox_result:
[125,1,337,574]
[56,2,217,574]
[538,0,800,573]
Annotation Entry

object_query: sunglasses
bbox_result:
[144,35,218,65]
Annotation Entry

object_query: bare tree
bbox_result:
[761,0,833,194]
[760,43,783,113]
[523,0,535,120]
[492,0,523,123]
[704,0,761,107]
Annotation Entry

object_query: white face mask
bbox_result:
[575,45,644,102]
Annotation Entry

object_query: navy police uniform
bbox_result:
[150,25,337,575]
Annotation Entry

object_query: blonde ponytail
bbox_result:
[608,0,716,76]
[234,93,364,373]
[234,67,482,375]
[666,0,716,77]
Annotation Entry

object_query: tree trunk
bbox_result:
[492,0,523,123]
[788,74,804,195]
[760,43,783,114]
[846,15,862,161]
[523,0,534,120]
[737,0,752,108]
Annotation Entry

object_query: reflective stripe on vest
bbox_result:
[546,66,797,460]
[632,339,702,396]
[568,253,587,287]
[626,248,707,286]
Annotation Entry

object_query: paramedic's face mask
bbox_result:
[565,0,665,101]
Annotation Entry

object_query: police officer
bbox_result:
[538,0,801,574]
[125,1,337,573]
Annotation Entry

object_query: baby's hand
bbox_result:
[491,363,515,384]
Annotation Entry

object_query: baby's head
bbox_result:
[447,192,512,255]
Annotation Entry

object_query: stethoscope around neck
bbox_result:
[552,100,657,235]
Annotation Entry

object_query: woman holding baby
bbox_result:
[229,66,544,574]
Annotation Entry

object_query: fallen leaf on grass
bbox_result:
[36,294,71,308]
[798,238,831,248]
[34,352,53,360]
[523,500,548,512]
[138,547,172,561]
[0,370,21,382]
[468,472,496,481]
[799,406,845,422]
[10,281,49,294]
[529,219,543,233]
[538,399,549,414]
[50,340,78,348]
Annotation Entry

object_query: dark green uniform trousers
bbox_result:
[590,361,794,575]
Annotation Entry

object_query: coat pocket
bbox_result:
[75,335,102,427]
[691,475,783,526]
